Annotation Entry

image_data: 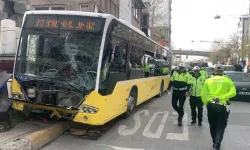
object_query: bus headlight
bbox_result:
[12,93,25,100]
[80,105,98,114]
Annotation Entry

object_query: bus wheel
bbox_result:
[124,89,137,118]
[158,81,164,97]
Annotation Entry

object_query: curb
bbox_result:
[2,122,69,150]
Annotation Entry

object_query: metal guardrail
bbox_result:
[172,50,211,57]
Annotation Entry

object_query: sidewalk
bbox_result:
[0,120,55,148]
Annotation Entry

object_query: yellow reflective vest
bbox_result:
[145,65,150,72]
[170,71,193,88]
[161,67,169,74]
[201,75,236,105]
[190,75,206,97]
[200,70,207,78]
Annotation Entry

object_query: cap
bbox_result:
[214,64,223,71]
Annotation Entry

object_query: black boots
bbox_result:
[191,120,202,126]
[191,120,196,124]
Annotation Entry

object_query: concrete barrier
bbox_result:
[2,122,69,150]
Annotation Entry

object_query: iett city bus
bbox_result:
[10,11,172,125]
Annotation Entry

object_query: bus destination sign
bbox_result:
[24,15,104,32]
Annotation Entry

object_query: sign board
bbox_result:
[24,15,105,32]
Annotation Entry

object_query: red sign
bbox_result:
[161,40,167,46]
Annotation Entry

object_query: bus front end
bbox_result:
[11,11,107,124]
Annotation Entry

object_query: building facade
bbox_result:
[148,0,172,48]
[141,2,150,37]
[12,0,119,26]
[151,26,170,47]
[119,0,145,30]
[131,0,145,30]
[119,0,132,24]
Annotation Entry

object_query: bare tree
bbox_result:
[210,32,240,65]
[148,0,168,27]
[240,39,250,58]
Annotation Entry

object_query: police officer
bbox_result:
[167,63,192,127]
[201,64,236,150]
[170,66,178,77]
[145,63,150,77]
[200,67,208,78]
[209,65,216,78]
[161,64,169,75]
[190,66,206,126]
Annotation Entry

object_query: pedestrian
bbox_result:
[167,63,192,127]
[189,66,206,126]
[201,64,236,150]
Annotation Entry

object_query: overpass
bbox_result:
[172,50,212,57]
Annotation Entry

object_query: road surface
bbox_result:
[43,93,250,150]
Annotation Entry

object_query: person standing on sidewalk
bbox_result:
[167,63,192,127]
[189,66,206,126]
[201,64,236,150]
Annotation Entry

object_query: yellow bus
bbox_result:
[10,11,172,125]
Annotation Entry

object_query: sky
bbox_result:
[171,0,249,61]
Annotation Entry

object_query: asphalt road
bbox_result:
[43,93,250,150]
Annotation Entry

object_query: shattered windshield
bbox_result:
[15,25,104,91]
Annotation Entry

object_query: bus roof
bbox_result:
[24,10,112,19]
[24,11,172,54]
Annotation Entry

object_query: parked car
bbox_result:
[224,71,250,101]
[205,67,213,76]
[223,65,235,71]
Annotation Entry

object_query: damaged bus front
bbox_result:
[11,12,106,121]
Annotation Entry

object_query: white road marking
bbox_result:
[118,110,149,136]
[97,144,145,150]
[166,113,189,141]
[142,111,169,138]
[172,112,178,115]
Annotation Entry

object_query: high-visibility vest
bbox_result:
[201,75,236,105]
[190,75,206,97]
[170,71,193,89]
[145,65,150,72]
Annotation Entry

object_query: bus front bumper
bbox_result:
[12,101,106,125]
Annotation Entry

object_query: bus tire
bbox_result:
[123,87,138,118]
[158,81,164,97]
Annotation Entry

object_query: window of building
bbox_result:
[80,3,89,12]
[133,8,139,20]
[33,5,66,10]
[34,7,49,10]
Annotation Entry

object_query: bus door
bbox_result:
[103,41,128,95]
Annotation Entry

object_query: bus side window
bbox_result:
[110,45,126,72]
[129,46,144,79]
